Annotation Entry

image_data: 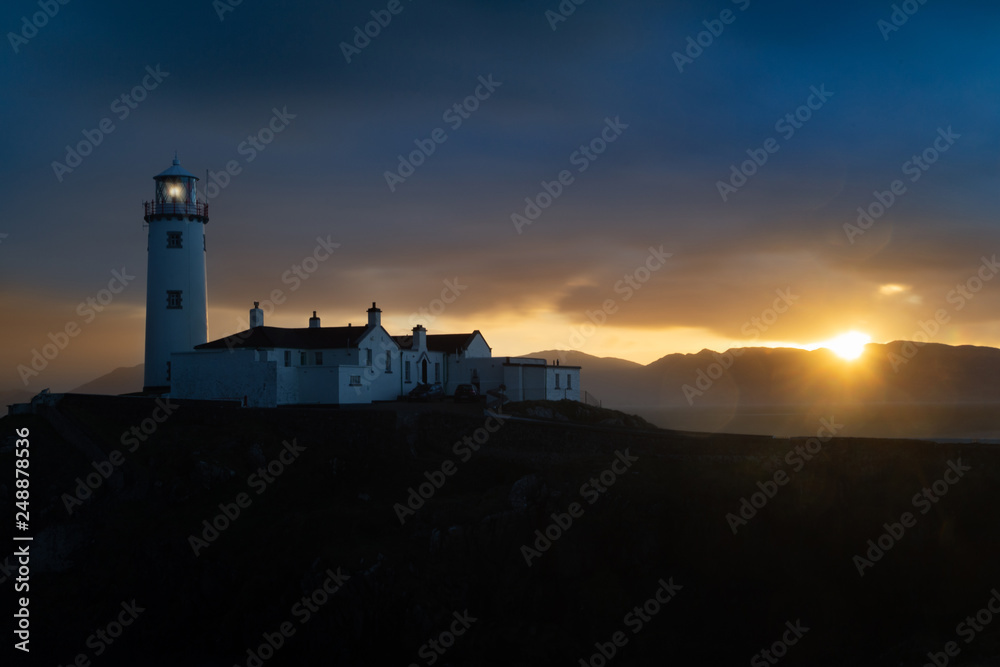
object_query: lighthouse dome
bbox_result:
[154,156,198,180]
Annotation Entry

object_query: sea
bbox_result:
[627,402,1000,441]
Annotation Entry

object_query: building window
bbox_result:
[555,373,561,389]
[386,351,392,373]
[284,351,291,367]
[167,231,182,249]
[567,374,572,389]
[203,236,207,252]
[166,290,182,309]
[366,349,373,366]
[434,362,440,382]
[300,351,307,366]
[405,361,411,383]
[166,361,171,381]
[349,375,361,386]
[315,352,323,366]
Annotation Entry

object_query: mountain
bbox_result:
[646,341,1000,406]
[526,349,647,405]
[531,342,1000,409]
[63,342,1000,433]
[70,363,144,395]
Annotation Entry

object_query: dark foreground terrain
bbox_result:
[2,395,999,665]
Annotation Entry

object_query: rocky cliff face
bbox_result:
[2,395,998,665]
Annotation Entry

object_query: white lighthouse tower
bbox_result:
[142,155,209,392]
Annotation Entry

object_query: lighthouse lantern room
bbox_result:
[142,155,210,392]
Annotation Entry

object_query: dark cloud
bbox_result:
[3,0,1000,390]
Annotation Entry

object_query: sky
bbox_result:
[2,0,999,393]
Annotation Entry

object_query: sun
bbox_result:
[816,331,872,361]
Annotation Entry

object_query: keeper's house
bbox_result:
[169,302,581,407]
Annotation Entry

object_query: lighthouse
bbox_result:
[142,155,209,392]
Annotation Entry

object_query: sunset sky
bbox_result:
[2,0,1000,393]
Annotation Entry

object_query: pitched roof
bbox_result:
[196,326,372,351]
[392,332,482,353]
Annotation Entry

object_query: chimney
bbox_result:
[412,324,427,352]
[367,301,381,329]
[309,311,321,328]
[249,301,263,328]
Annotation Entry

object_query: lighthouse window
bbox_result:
[166,290,183,309]
[166,232,182,249]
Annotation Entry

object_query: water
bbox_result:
[623,402,1000,440]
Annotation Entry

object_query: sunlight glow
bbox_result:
[815,331,872,361]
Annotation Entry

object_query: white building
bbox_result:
[142,156,209,392]
[170,302,581,407]
[139,156,582,407]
